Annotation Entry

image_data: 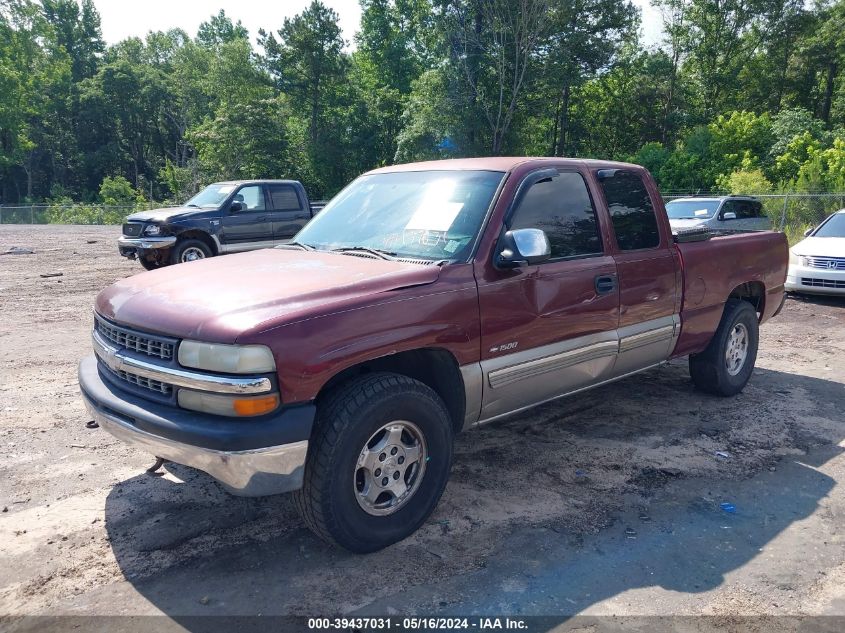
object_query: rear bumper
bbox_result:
[79,355,314,496]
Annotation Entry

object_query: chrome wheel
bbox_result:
[180,246,206,262]
[354,420,427,516]
[725,323,749,376]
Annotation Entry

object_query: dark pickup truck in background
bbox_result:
[83,157,788,553]
[118,179,324,269]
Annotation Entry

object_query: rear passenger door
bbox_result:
[476,169,620,422]
[597,170,680,377]
[267,183,311,243]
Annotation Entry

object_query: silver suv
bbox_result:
[666,196,771,232]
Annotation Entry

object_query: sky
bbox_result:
[96,0,665,49]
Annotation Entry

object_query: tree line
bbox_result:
[1,0,845,206]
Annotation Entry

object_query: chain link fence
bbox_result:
[3,194,844,245]
[0,203,168,226]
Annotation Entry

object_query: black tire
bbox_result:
[170,239,212,265]
[139,256,165,271]
[689,298,759,397]
[294,372,454,553]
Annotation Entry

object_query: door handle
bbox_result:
[595,274,617,295]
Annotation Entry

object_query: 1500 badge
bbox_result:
[489,341,518,353]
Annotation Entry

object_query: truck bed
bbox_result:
[672,230,789,357]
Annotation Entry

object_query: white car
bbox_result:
[786,209,845,295]
[667,196,772,232]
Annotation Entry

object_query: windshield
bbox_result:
[294,170,505,261]
[184,183,237,208]
[814,212,845,238]
[665,200,720,220]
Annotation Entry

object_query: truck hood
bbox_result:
[792,236,845,258]
[125,207,194,223]
[95,249,441,343]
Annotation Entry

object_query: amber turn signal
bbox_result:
[233,394,280,417]
[178,390,280,417]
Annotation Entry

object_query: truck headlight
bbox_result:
[178,341,276,374]
[178,390,280,417]
[143,224,162,236]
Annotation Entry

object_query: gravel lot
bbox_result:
[1,224,845,629]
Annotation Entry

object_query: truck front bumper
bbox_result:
[79,355,314,496]
[118,236,176,259]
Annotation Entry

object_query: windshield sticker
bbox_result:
[217,185,235,194]
[421,230,444,246]
[444,240,460,253]
[405,179,464,232]
[694,209,709,216]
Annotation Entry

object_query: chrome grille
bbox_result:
[122,222,143,237]
[801,277,845,289]
[114,368,173,395]
[94,315,175,360]
[805,256,845,270]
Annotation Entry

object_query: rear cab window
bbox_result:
[598,171,661,250]
[268,184,302,211]
[509,171,603,260]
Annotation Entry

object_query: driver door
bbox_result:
[219,185,274,252]
[474,168,620,422]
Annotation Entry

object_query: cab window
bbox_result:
[509,171,602,259]
[268,184,302,211]
[233,185,266,211]
[599,172,660,250]
[738,200,762,219]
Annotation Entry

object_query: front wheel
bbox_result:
[294,372,454,553]
[689,299,759,397]
[139,255,165,271]
[170,239,212,265]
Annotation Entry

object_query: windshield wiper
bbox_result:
[278,241,316,251]
[331,246,397,260]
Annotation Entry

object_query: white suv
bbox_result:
[667,196,772,232]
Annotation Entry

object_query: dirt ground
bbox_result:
[1,224,845,630]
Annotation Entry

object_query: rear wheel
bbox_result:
[294,372,454,553]
[689,299,759,396]
[170,239,212,265]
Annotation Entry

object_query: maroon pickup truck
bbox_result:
[79,158,788,552]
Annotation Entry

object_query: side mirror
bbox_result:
[230,201,246,213]
[804,227,814,237]
[721,211,737,221]
[496,228,551,269]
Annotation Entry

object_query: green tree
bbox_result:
[188,37,288,182]
[542,0,639,156]
[352,0,434,165]
[575,48,680,158]
[99,174,144,205]
[196,10,249,49]
[441,0,549,155]
[260,1,346,146]
[395,68,466,161]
